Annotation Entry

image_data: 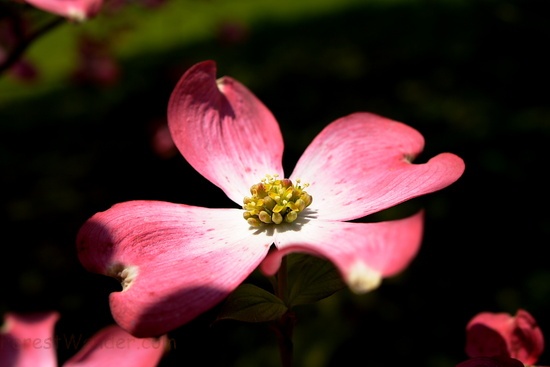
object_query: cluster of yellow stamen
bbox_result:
[243,174,313,227]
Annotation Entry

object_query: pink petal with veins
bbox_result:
[167,60,285,205]
[76,200,272,337]
[63,324,167,367]
[0,312,59,367]
[291,112,465,221]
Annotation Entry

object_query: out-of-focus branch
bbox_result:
[0,14,65,77]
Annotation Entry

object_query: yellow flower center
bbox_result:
[243,174,313,227]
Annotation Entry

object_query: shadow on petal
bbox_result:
[466,324,509,359]
[0,334,20,367]
[110,284,235,338]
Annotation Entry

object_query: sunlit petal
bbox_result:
[167,60,285,205]
[291,112,465,220]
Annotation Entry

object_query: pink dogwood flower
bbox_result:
[76,60,465,337]
[23,0,103,21]
[465,309,545,366]
[0,311,168,366]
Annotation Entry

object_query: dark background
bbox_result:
[1,0,549,366]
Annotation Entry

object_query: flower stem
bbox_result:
[275,311,295,367]
[273,256,294,367]
[276,255,288,301]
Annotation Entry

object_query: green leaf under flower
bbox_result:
[286,254,346,307]
[216,283,289,323]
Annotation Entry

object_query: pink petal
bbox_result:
[261,211,424,293]
[63,324,167,367]
[23,0,103,21]
[512,310,545,364]
[466,309,544,365]
[76,200,272,337]
[466,318,510,359]
[290,112,465,221]
[455,356,524,367]
[0,312,59,367]
[167,60,284,205]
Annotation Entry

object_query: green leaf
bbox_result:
[216,283,289,323]
[287,254,346,307]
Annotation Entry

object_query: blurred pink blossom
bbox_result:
[71,35,120,86]
[0,311,168,367]
[465,309,544,366]
[149,119,177,159]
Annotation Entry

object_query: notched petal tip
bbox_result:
[67,8,87,22]
[346,261,382,294]
[215,77,226,91]
[107,263,138,291]
[403,153,416,164]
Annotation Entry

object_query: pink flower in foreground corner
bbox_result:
[456,356,525,367]
[76,60,465,337]
[23,0,103,21]
[0,311,168,367]
[465,309,544,366]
